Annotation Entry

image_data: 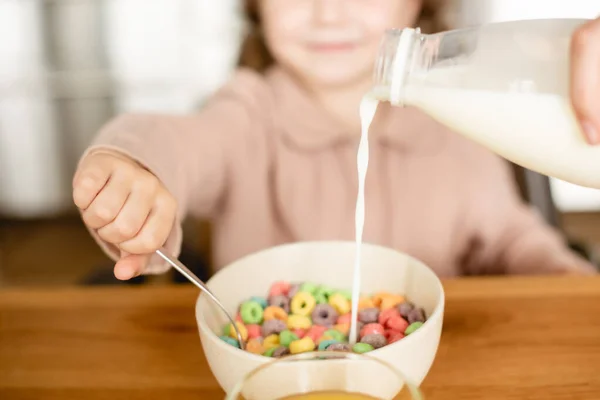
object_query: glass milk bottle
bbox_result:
[371,18,600,188]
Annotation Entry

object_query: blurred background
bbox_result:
[1,0,599,288]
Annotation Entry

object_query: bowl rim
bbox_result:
[196,240,445,363]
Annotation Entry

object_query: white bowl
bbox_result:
[195,241,445,394]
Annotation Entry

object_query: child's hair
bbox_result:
[238,0,450,72]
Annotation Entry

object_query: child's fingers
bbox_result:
[96,175,158,244]
[114,252,150,280]
[82,171,132,230]
[119,192,177,255]
[570,18,600,144]
[72,156,112,210]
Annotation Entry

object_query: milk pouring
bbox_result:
[348,19,595,343]
[371,18,600,188]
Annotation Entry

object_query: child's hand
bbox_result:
[570,17,600,144]
[73,152,177,280]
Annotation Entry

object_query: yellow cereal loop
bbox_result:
[263,306,288,321]
[287,314,312,330]
[229,321,248,342]
[328,293,351,315]
[380,295,406,310]
[290,337,316,354]
[246,339,265,355]
[290,292,317,316]
[263,334,280,350]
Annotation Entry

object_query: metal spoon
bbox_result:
[155,248,245,350]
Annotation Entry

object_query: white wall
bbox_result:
[0,0,244,217]
[103,0,244,113]
[0,0,66,216]
[451,0,600,212]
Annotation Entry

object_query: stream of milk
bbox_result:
[348,95,380,346]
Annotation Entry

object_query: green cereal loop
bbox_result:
[314,293,328,304]
[219,336,240,348]
[335,289,353,301]
[314,285,335,299]
[222,323,232,336]
[263,347,277,357]
[405,322,424,335]
[352,343,374,354]
[324,329,345,342]
[279,330,299,347]
[300,282,318,294]
[318,339,339,351]
[240,301,264,325]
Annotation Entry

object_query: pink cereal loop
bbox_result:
[292,328,307,338]
[246,324,262,339]
[378,308,400,327]
[337,313,352,325]
[305,325,327,342]
[269,281,291,298]
[360,323,385,338]
[386,315,409,332]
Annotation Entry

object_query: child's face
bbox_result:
[260,0,422,89]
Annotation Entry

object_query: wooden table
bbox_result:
[2,276,600,400]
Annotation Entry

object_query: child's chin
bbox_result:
[307,68,372,89]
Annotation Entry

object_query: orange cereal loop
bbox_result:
[263,306,288,321]
[380,295,406,311]
[334,323,350,336]
[246,339,265,355]
[358,297,375,311]
[372,292,393,308]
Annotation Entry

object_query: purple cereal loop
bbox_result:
[268,295,290,313]
[398,302,415,318]
[288,283,302,299]
[360,334,387,349]
[261,319,287,337]
[273,346,291,358]
[327,343,352,352]
[407,308,426,323]
[311,304,339,327]
[358,307,380,324]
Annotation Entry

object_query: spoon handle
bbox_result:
[155,248,245,350]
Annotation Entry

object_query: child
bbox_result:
[73,0,596,280]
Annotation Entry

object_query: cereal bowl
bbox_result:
[195,241,445,394]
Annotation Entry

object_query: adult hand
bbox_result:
[570,17,600,144]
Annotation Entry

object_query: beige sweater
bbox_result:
[82,66,596,276]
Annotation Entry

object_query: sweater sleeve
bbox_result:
[459,153,597,276]
[78,71,266,274]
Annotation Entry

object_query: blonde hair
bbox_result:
[238,0,450,72]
